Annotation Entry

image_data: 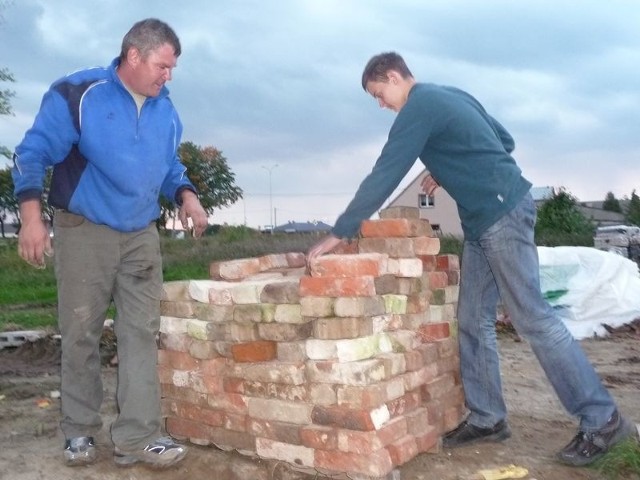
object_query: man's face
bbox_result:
[128,43,177,97]
[366,74,407,113]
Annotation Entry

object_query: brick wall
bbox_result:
[158,206,465,479]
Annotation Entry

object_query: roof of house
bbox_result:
[273,221,333,233]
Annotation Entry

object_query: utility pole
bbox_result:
[261,164,278,232]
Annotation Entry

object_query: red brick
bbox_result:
[159,332,192,352]
[309,254,386,278]
[427,271,449,289]
[311,405,377,431]
[417,322,451,342]
[286,252,307,267]
[300,425,337,450]
[421,374,456,401]
[358,237,415,258]
[249,418,303,444]
[337,416,407,454]
[199,357,229,377]
[166,416,210,441]
[406,293,430,314]
[209,257,261,280]
[361,218,432,238]
[416,254,437,271]
[161,384,208,407]
[387,435,418,466]
[436,254,460,271]
[386,391,421,418]
[403,349,424,372]
[414,425,439,453]
[314,448,394,477]
[231,340,277,363]
[299,276,376,297]
[162,399,224,427]
[224,412,248,432]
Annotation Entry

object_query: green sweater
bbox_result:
[332,83,532,241]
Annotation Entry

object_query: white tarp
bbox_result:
[538,246,640,339]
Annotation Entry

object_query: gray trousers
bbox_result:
[53,210,163,450]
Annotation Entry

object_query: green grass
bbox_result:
[591,439,640,480]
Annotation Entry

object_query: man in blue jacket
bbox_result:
[12,18,208,468]
[307,52,637,467]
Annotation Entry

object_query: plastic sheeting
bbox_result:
[538,246,640,339]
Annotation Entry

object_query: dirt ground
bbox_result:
[0,327,638,480]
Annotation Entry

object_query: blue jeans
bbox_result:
[457,193,616,432]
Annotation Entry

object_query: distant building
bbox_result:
[273,220,333,234]
[386,172,625,236]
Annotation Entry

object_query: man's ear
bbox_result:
[386,70,402,84]
[126,47,141,68]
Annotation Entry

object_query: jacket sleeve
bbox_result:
[488,115,515,153]
[332,99,433,239]
[12,87,79,201]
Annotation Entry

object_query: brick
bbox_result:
[300,296,334,317]
[386,390,421,418]
[274,304,303,324]
[361,218,431,238]
[334,296,386,317]
[358,237,415,258]
[260,279,300,303]
[162,399,224,428]
[306,339,338,360]
[387,435,418,466]
[383,295,407,314]
[207,392,249,415]
[224,412,248,432]
[336,416,407,454]
[436,254,460,271]
[309,383,337,406]
[210,257,262,280]
[225,378,308,402]
[286,252,307,268]
[231,340,277,363]
[161,384,208,407]
[315,448,394,478]
[249,418,303,445]
[256,437,314,468]
[300,425,338,450]
[416,254,437,272]
[306,359,389,386]
[229,322,259,342]
[249,398,312,425]
[194,304,234,322]
[401,364,438,391]
[230,362,306,385]
[417,322,451,342]
[406,294,429,314]
[378,206,420,219]
[401,313,430,330]
[309,253,387,278]
[373,274,399,295]
[426,271,449,289]
[162,280,192,301]
[189,339,220,359]
[311,404,390,431]
[413,236,440,255]
[258,321,312,342]
[160,316,190,334]
[258,253,289,270]
[312,316,374,340]
[159,332,192,353]
[161,300,196,318]
[234,304,267,323]
[378,352,407,377]
[157,349,200,370]
[421,373,456,401]
[277,341,307,362]
[200,357,229,377]
[335,335,394,363]
[385,258,423,278]
[413,424,439,454]
[299,276,377,297]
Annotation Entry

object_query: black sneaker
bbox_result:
[557,410,638,467]
[114,436,187,468]
[64,436,97,466]
[442,420,512,448]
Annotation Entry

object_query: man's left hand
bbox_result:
[178,190,208,238]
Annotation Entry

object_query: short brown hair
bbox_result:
[119,18,181,62]
[361,52,413,90]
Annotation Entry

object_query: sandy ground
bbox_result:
[0,330,638,480]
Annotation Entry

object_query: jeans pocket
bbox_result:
[54,210,86,228]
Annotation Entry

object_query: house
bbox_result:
[272,220,333,234]
[385,172,624,236]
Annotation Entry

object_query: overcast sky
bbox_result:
[1,0,639,229]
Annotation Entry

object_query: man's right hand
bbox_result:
[18,200,53,269]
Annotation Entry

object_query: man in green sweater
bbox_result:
[306,52,637,467]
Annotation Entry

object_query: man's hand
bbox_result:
[18,199,53,269]
[420,173,440,196]
[178,190,208,238]
[306,234,344,274]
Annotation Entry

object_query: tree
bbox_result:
[1,0,17,159]
[535,188,594,243]
[159,142,243,230]
[625,190,640,226]
[602,191,622,213]
[0,166,18,237]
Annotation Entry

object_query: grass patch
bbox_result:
[591,438,640,480]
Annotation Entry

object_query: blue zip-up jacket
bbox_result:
[12,58,195,232]
[332,83,532,240]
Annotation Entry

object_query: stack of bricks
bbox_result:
[158,206,465,479]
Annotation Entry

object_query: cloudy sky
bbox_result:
[1,0,639,230]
